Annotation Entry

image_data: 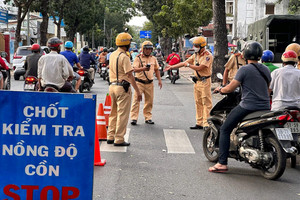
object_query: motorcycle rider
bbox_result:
[285,43,300,69]
[130,40,163,125]
[165,47,180,79]
[107,32,142,146]
[261,50,278,72]
[0,55,9,89]
[164,36,213,130]
[222,49,246,86]
[38,37,74,92]
[24,43,42,79]
[60,41,84,92]
[98,47,108,73]
[79,46,95,82]
[209,41,271,172]
[269,50,300,111]
[154,45,165,64]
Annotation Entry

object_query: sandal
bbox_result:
[208,164,228,173]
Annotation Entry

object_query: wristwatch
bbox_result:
[186,63,190,67]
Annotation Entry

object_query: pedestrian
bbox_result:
[285,43,300,69]
[38,37,74,92]
[269,50,300,111]
[130,41,163,125]
[60,41,84,92]
[164,36,213,130]
[208,41,271,173]
[107,32,142,146]
[24,43,42,79]
[0,54,9,89]
[222,49,246,86]
[261,50,278,72]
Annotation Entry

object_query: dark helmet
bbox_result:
[261,50,274,62]
[172,47,177,52]
[109,47,114,53]
[103,47,108,52]
[83,46,89,52]
[93,48,97,52]
[47,37,63,50]
[243,41,263,61]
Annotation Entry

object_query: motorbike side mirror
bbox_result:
[0,51,7,58]
[216,73,223,80]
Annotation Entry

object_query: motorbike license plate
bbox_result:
[284,122,300,133]
[102,67,107,70]
[24,84,35,90]
[172,70,177,73]
[275,128,294,141]
[81,76,84,80]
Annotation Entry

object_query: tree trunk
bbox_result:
[14,7,22,49]
[178,36,185,61]
[40,11,49,46]
[212,0,228,82]
[160,36,172,58]
[56,21,61,39]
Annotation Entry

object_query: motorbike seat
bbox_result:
[241,110,271,121]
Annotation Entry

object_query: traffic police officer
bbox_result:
[130,41,163,125]
[285,43,300,69]
[107,32,142,146]
[222,50,246,86]
[164,36,213,129]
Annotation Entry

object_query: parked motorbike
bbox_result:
[77,69,93,92]
[158,61,164,77]
[24,76,39,91]
[203,88,298,180]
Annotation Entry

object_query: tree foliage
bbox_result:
[5,0,34,48]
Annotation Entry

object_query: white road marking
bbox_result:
[164,129,195,154]
[100,128,130,152]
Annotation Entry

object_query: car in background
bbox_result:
[184,48,195,60]
[13,46,50,80]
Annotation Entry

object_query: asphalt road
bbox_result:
[10,70,300,200]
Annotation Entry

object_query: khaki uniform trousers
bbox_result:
[130,82,154,121]
[107,85,132,143]
[193,78,212,127]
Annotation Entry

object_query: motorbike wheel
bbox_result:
[5,73,10,90]
[171,76,176,84]
[261,137,286,180]
[160,70,164,77]
[79,84,84,93]
[203,126,219,162]
[14,74,20,80]
[102,74,106,80]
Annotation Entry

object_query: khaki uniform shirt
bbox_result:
[109,48,133,83]
[186,49,213,77]
[224,53,246,82]
[133,54,159,81]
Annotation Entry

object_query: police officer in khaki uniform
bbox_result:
[130,41,163,125]
[107,32,142,146]
[222,51,246,86]
[164,36,213,129]
[285,43,300,69]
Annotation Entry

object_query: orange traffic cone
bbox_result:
[96,103,107,141]
[104,94,111,127]
[94,126,106,166]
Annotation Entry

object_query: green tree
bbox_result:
[212,0,227,81]
[5,0,34,48]
[49,0,68,39]
[278,0,300,14]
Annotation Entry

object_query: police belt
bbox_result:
[196,76,210,81]
[135,77,153,84]
[110,82,123,86]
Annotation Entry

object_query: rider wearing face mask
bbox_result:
[130,40,163,125]
[164,36,213,130]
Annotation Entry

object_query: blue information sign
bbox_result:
[140,30,152,39]
[0,91,96,199]
[0,9,8,24]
